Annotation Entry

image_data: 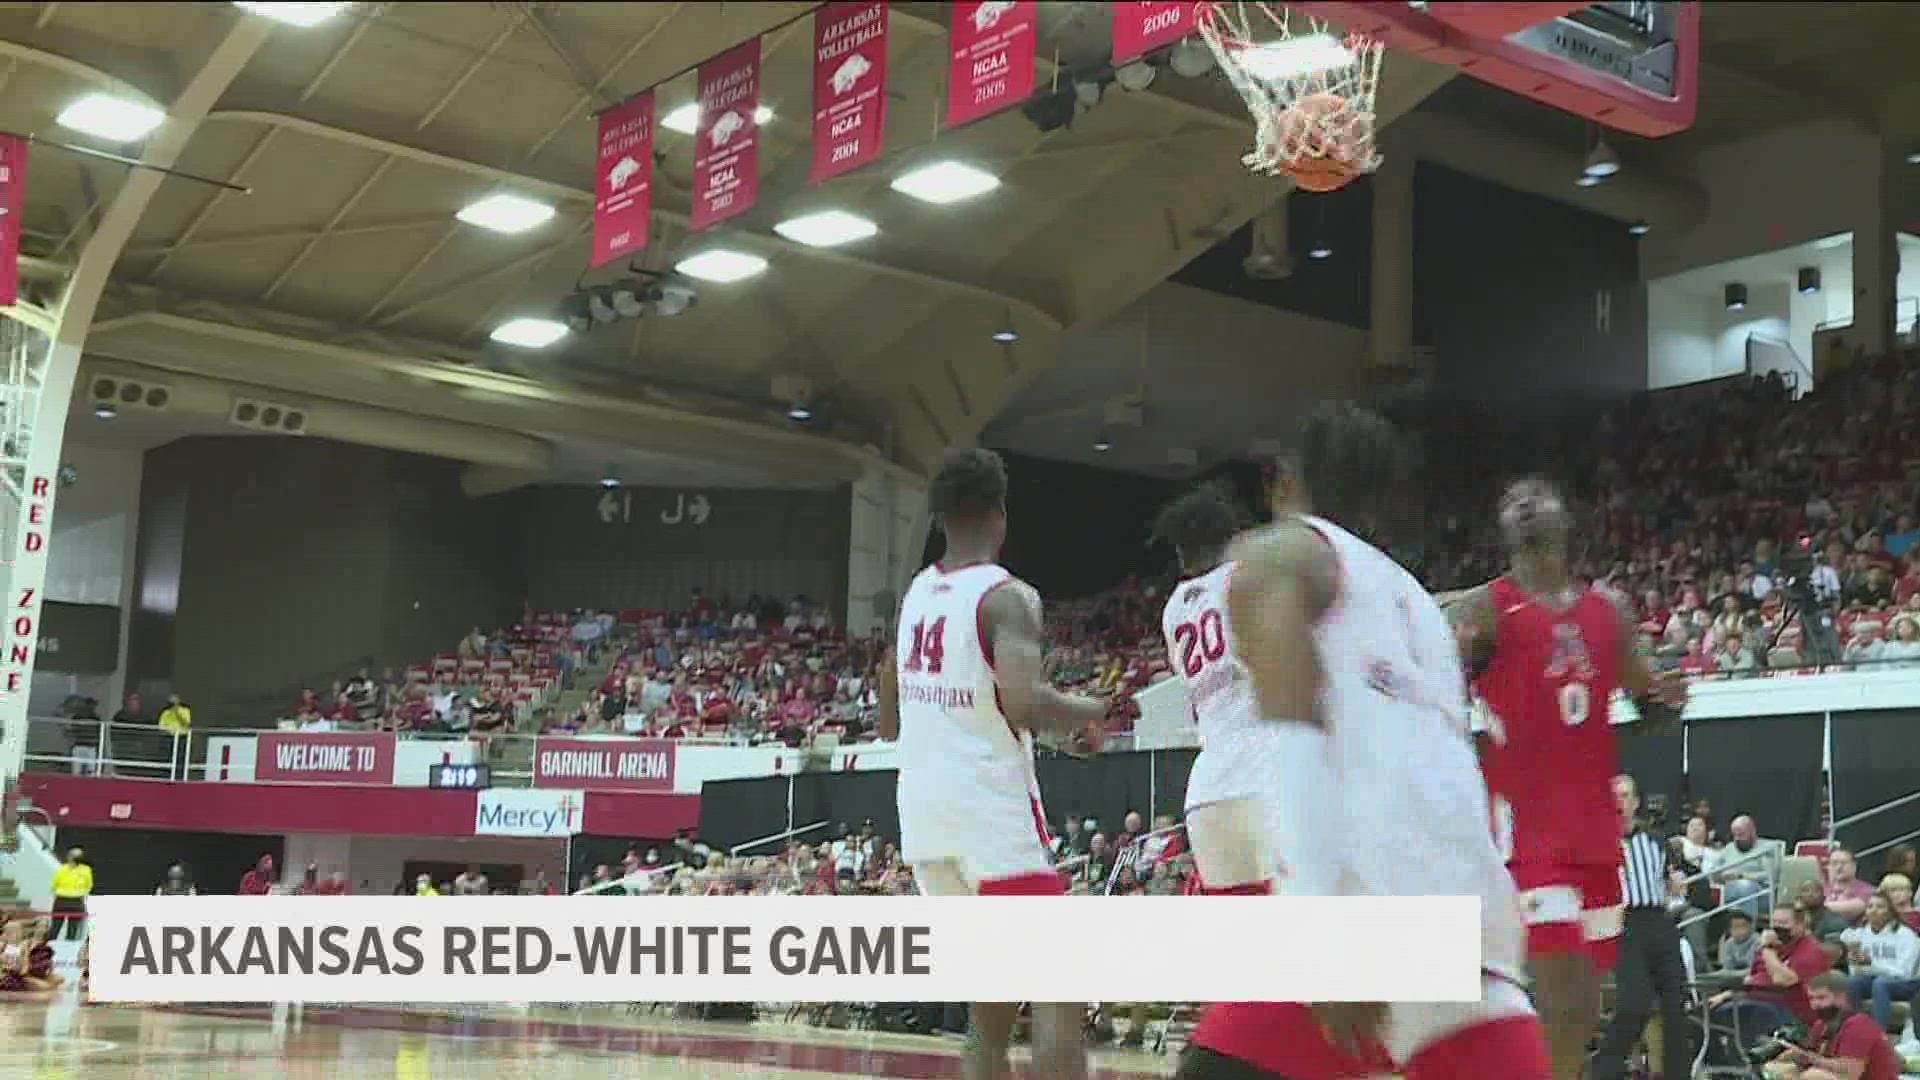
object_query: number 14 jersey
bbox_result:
[1474,576,1625,870]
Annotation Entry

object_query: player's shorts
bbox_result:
[899,778,1056,891]
[1184,1002,1396,1080]
[1508,859,1625,969]
[1387,972,1548,1078]
[1187,724,1345,897]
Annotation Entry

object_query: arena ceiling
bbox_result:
[2,3,1909,490]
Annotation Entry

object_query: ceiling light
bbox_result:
[890,161,1000,205]
[1169,37,1213,78]
[93,403,118,421]
[455,193,555,234]
[786,403,813,422]
[1307,245,1333,260]
[1574,173,1604,188]
[599,467,621,490]
[233,1,351,25]
[1115,61,1157,92]
[56,93,165,143]
[586,289,619,323]
[1239,33,1353,82]
[653,280,697,316]
[1724,283,1747,312]
[1583,138,1620,178]
[773,209,877,248]
[675,249,768,284]
[489,317,569,349]
[992,328,1018,343]
[1907,150,1920,165]
[1627,220,1651,236]
[660,102,774,136]
[1092,436,1113,453]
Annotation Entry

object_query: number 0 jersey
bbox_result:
[1473,576,1625,869]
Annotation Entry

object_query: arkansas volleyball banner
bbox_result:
[946,0,1036,128]
[591,92,653,267]
[0,134,24,307]
[1111,1,1197,63]
[691,39,761,230]
[810,1,889,183]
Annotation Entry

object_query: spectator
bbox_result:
[1708,814,1783,917]
[1797,879,1851,953]
[1720,910,1761,973]
[1881,614,1920,667]
[1841,891,1920,1031]
[1117,811,1144,853]
[1775,973,1904,1080]
[414,874,439,897]
[238,854,277,896]
[1081,832,1112,890]
[158,693,192,775]
[109,692,144,728]
[1826,847,1875,925]
[293,864,324,895]
[1679,815,1716,867]
[49,846,92,942]
[1716,633,1758,673]
[1707,903,1830,1029]
[154,863,197,896]
[1880,874,1920,932]
[452,867,489,896]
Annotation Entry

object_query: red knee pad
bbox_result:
[1402,1015,1550,1080]
[1199,881,1273,897]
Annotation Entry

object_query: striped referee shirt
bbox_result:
[1621,829,1668,909]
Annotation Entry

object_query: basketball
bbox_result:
[1274,92,1364,192]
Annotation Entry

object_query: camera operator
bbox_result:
[1761,972,1901,1080]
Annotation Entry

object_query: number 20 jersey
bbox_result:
[1474,576,1625,870]
[1161,562,1265,808]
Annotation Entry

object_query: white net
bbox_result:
[1195,2,1385,186]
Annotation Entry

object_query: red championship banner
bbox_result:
[590,91,654,268]
[254,732,396,785]
[0,135,24,308]
[946,0,1036,128]
[533,737,677,792]
[810,1,889,183]
[691,39,761,231]
[1111,1,1198,63]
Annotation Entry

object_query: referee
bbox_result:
[1592,775,1690,1080]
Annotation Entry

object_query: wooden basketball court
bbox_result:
[0,996,1172,1079]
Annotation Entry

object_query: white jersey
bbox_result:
[1294,514,1527,988]
[1161,562,1272,811]
[893,562,1052,883]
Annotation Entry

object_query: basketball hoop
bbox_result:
[1194,2,1384,191]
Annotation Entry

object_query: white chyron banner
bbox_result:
[88,896,1479,1004]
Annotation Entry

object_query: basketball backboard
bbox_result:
[1292,1,1699,137]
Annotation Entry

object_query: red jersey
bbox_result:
[1474,577,1624,868]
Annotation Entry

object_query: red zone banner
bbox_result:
[691,39,761,230]
[0,134,24,307]
[254,732,396,785]
[946,0,1037,128]
[1111,1,1199,63]
[532,737,677,792]
[591,91,654,267]
[810,1,889,183]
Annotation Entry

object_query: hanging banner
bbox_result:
[590,92,654,268]
[1111,1,1197,63]
[0,135,24,308]
[691,39,761,231]
[810,1,889,183]
[946,0,1037,128]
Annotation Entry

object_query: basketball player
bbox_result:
[1218,402,1550,1080]
[876,447,1108,1080]
[1442,477,1684,1080]
[1156,480,1397,1080]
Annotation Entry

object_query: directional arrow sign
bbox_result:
[687,493,711,525]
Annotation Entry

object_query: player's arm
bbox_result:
[1438,584,1497,674]
[982,580,1107,741]
[1611,593,1685,733]
[1224,523,1337,724]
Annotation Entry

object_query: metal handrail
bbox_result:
[731,821,830,857]
[1831,790,1920,832]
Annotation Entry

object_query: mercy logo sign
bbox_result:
[475,789,585,837]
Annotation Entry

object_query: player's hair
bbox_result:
[1498,475,1572,551]
[928,447,1008,521]
[1151,480,1241,556]
[1292,400,1413,529]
